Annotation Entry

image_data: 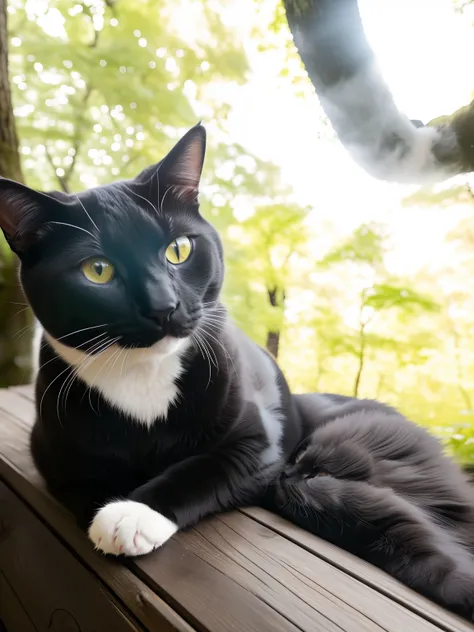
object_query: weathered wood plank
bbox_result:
[0,570,38,632]
[169,511,448,632]
[0,386,35,428]
[1,481,142,632]
[241,509,474,632]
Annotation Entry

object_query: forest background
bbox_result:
[1,0,474,466]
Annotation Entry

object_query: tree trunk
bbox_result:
[266,332,280,359]
[451,328,473,412]
[265,287,285,359]
[0,0,33,386]
[352,324,366,397]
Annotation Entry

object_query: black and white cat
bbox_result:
[0,125,304,553]
[1,125,474,620]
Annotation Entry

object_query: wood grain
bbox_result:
[173,512,449,632]
[0,482,141,632]
[241,508,474,632]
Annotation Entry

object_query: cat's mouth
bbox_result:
[118,329,185,349]
[116,319,198,349]
[130,335,189,357]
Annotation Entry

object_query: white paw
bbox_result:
[88,500,178,556]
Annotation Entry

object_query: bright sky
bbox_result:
[226,0,474,274]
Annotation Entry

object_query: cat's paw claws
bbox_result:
[88,500,177,556]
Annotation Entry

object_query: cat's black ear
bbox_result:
[160,123,206,195]
[134,123,206,206]
[0,178,57,255]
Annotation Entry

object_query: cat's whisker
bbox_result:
[111,345,126,375]
[45,334,113,419]
[82,337,122,410]
[201,309,227,317]
[200,333,220,373]
[119,345,132,382]
[76,336,121,413]
[84,342,123,415]
[59,333,110,412]
[39,332,108,372]
[200,308,229,326]
[195,330,215,386]
[200,311,228,323]
[13,324,35,340]
[74,195,100,233]
[56,366,75,428]
[194,327,218,372]
[198,323,236,374]
[200,316,228,330]
[201,302,225,312]
[121,183,158,214]
[159,186,173,214]
[155,169,160,210]
[56,333,114,425]
[190,332,213,390]
[46,221,96,240]
[41,360,81,421]
[100,343,125,385]
[56,323,110,342]
[61,366,81,422]
[12,306,32,319]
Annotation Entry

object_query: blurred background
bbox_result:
[1,0,474,466]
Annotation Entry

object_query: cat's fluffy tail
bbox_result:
[283,0,474,183]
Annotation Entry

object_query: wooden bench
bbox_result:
[0,386,471,632]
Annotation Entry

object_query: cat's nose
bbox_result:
[143,301,178,326]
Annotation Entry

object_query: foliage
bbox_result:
[222,201,310,349]
[314,224,439,396]
[402,184,474,208]
[7,0,249,191]
[446,421,474,466]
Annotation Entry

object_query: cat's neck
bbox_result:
[46,333,191,427]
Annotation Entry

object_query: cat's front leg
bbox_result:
[88,429,271,556]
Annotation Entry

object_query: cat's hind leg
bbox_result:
[274,472,474,621]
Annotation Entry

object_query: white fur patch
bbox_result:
[31,320,43,379]
[239,340,284,465]
[47,334,189,426]
[319,61,461,184]
[254,352,285,464]
[89,500,178,556]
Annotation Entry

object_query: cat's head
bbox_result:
[0,124,224,353]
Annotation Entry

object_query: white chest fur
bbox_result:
[47,334,189,427]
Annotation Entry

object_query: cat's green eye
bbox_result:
[165,236,192,265]
[81,258,115,285]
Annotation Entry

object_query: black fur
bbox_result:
[268,396,474,620]
[1,125,474,620]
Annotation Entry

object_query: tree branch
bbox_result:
[282,0,474,183]
[45,146,69,192]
